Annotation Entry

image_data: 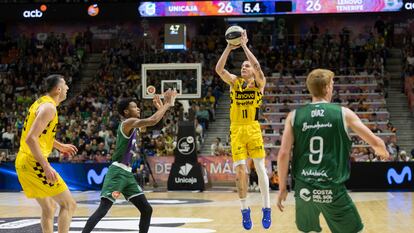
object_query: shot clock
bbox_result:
[164,24,186,50]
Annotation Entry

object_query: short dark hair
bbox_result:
[45,75,64,92]
[118,98,133,117]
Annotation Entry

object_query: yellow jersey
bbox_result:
[230,78,262,124]
[18,95,58,158]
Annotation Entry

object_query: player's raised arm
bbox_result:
[277,111,294,212]
[240,30,266,93]
[343,107,389,160]
[215,44,238,86]
[123,90,177,133]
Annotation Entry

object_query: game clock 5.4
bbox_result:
[242,2,267,14]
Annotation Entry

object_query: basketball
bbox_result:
[225,25,243,46]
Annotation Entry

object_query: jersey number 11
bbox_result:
[242,109,248,118]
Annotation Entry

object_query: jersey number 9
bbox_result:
[309,136,323,164]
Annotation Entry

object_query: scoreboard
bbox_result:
[165,24,186,50]
[139,0,407,17]
[0,2,410,21]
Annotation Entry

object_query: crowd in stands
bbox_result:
[0,31,86,161]
[244,18,388,77]
[403,27,414,77]
[39,28,226,163]
[0,19,412,163]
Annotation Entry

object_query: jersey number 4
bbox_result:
[309,136,323,164]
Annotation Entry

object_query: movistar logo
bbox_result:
[87,167,108,185]
[387,166,412,185]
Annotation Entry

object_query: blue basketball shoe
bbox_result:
[262,207,271,229]
[241,208,252,230]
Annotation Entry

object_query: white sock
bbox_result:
[253,158,271,208]
[240,198,248,210]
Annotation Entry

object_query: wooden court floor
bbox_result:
[0,190,413,233]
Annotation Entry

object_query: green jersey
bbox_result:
[292,102,352,188]
[111,122,138,165]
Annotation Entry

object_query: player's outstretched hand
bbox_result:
[163,89,177,107]
[153,94,163,110]
[277,188,288,212]
[240,30,248,47]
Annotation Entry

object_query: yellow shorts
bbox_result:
[15,152,68,199]
[230,122,265,163]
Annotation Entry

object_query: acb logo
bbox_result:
[405,2,414,10]
[23,4,47,18]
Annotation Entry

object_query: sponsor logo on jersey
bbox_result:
[299,188,311,202]
[235,91,255,100]
[236,100,254,106]
[301,169,329,178]
[312,189,333,203]
[302,121,332,132]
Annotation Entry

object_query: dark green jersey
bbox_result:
[111,122,138,165]
[292,102,352,188]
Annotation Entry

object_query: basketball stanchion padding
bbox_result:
[167,121,205,191]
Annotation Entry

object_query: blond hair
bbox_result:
[306,69,334,98]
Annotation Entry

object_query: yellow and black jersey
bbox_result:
[19,95,58,158]
[230,78,262,124]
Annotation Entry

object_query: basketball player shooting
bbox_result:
[215,30,271,230]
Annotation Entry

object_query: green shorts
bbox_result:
[100,164,143,202]
[294,180,363,233]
